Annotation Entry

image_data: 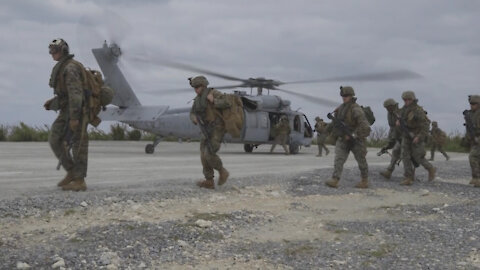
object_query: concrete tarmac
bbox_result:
[0,141,467,199]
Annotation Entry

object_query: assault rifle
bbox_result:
[463,109,477,144]
[195,113,215,154]
[327,112,357,148]
[395,113,415,139]
[376,147,392,157]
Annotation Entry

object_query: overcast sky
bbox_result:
[1,0,479,134]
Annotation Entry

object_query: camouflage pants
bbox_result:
[332,138,368,179]
[401,136,433,178]
[317,134,329,156]
[49,112,89,179]
[469,144,480,178]
[270,134,289,154]
[200,124,225,180]
[430,143,448,160]
[386,141,401,172]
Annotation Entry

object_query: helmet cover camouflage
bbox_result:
[431,121,438,126]
[49,38,69,55]
[469,95,480,104]
[339,86,355,96]
[401,90,416,100]
[383,98,398,108]
[189,76,209,88]
[315,116,321,121]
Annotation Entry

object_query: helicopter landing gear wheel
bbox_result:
[289,144,299,155]
[145,144,155,154]
[145,136,163,154]
[244,144,254,153]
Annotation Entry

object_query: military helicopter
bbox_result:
[93,41,420,154]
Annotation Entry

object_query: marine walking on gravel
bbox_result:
[396,91,436,185]
[429,121,449,161]
[189,76,230,189]
[464,95,480,187]
[378,98,402,180]
[325,86,371,189]
[44,38,89,192]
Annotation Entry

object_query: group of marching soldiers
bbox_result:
[314,88,480,188]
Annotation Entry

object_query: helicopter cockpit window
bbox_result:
[293,115,301,132]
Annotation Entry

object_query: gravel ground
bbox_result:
[1,160,479,269]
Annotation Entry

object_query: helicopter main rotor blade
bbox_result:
[273,88,340,107]
[283,70,422,84]
[131,56,248,83]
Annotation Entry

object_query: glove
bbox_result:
[69,119,80,130]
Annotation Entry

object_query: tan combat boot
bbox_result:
[57,170,74,187]
[325,178,339,188]
[469,178,476,185]
[379,170,392,180]
[196,179,215,189]
[400,177,413,186]
[218,168,229,186]
[474,179,480,188]
[355,178,369,189]
[428,167,437,181]
[62,179,87,191]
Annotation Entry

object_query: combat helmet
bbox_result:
[469,95,480,104]
[49,38,69,55]
[401,90,416,100]
[189,76,209,88]
[383,98,398,108]
[432,121,438,127]
[340,86,355,96]
[315,116,321,121]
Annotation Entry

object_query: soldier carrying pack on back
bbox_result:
[189,76,231,189]
[325,86,371,189]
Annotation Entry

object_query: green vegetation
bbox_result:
[0,123,156,142]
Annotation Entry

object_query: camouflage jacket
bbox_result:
[471,109,480,137]
[274,120,291,136]
[430,126,447,145]
[50,56,85,120]
[333,99,371,139]
[399,101,429,140]
[384,106,402,149]
[315,120,328,134]
[190,88,226,124]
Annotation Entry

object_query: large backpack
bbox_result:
[215,93,244,138]
[67,60,114,127]
[82,68,114,127]
[361,106,375,126]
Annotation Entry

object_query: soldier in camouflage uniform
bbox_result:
[314,116,330,157]
[466,95,480,187]
[397,91,436,185]
[325,86,371,189]
[429,121,449,161]
[189,76,229,189]
[44,38,89,191]
[270,115,291,154]
[378,99,402,179]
